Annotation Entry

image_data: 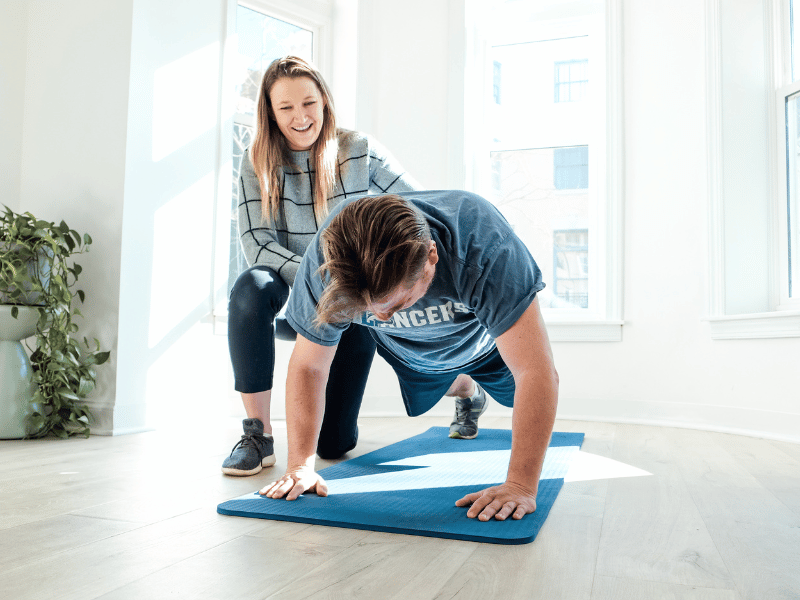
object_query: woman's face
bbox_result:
[269,76,325,151]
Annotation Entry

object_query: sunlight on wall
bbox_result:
[145,322,231,430]
[152,42,220,162]
[148,173,215,347]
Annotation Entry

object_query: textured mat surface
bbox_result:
[217,426,584,545]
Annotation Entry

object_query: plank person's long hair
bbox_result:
[315,195,431,326]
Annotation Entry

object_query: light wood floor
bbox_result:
[1,416,799,600]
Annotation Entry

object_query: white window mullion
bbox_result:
[777,80,800,308]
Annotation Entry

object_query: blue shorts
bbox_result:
[375,345,516,416]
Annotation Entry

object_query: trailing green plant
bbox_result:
[1,205,110,438]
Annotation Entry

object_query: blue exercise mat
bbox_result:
[217,427,584,545]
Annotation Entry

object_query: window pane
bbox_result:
[493,61,502,104]
[489,15,593,310]
[786,90,800,298]
[554,229,589,308]
[490,148,590,309]
[553,146,589,189]
[554,59,588,103]
[235,6,313,118]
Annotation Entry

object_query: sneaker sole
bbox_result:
[221,453,276,477]
[448,430,478,440]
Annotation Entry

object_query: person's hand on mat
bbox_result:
[455,481,537,521]
[259,466,328,501]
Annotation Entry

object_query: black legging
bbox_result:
[227,266,376,458]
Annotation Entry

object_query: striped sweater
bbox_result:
[238,129,420,286]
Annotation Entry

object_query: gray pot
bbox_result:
[0,242,52,306]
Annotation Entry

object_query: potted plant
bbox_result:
[1,205,110,438]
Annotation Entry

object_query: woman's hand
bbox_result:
[259,465,328,501]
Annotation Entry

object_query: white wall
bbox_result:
[114,0,230,433]
[347,0,800,443]
[0,1,28,213]
[355,0,454,189]
[14,0,134,433]
[9,0,230,434]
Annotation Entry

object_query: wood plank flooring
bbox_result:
[1,417,798,600]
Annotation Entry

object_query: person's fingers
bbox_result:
[466,493,493,519]
[478,499,504,522]
[455,491,481,507]
[266,477,295,498]
[285,480,307,501]
[259,480,284,496]
[316,476,328,497]
[493,501,518,521]
[512,505,528,520]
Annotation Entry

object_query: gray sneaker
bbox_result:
[221,418,276,476]
[449,383,488,440]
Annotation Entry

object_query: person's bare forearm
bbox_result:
[285,356,328,469]
[506,370,559,494]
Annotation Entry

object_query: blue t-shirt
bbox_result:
[285,190,545,373]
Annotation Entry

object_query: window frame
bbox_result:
[775,78,800,309]
[472,0,624,342]
[704,0,800,339]
[554,59,589,103]
[774,0,800,311]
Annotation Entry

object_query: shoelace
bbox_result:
[454,400,470,422]
[228,433,265,456]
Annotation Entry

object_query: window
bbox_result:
[705,0,800,337]
[228,5,314,295]
[777,0,800,308]
[553,230,589,308]
[485,0,622,331]
[488,146,590,311]
[554,146,589,190]
[493,61,502,104]
[554,59,588,103]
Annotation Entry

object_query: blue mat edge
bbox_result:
[216,480,565,545]
[217,428,584,545]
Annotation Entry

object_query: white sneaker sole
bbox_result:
[221,453,276,477]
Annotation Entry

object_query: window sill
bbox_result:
[705,310,800,339]
[544,319,624,342]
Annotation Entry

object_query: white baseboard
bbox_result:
[555,396,800,444]
[359,395,800,445]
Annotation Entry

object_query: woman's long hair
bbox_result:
[250,56,338,224]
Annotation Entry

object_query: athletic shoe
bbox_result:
[221,418,276,476]
[449,383,488,440]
